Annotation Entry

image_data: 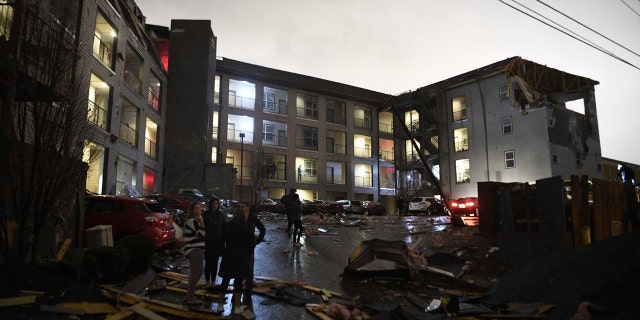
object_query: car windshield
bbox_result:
[411,198,423,202]
[145,202,167,213]
[351,201,362,206]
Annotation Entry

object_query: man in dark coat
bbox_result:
[281,188,297,235]
[203,197,226,292]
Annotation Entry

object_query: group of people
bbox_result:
[280,188,305,243]
[180,197,265,314]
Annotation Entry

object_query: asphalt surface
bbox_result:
[144,213,456,319]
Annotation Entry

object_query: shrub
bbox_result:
[81,246,129,284]
[116,234,154,277]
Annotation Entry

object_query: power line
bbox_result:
[537,0,640,59]
[512,0,610,56]
[498,0,640,71]
[620,0,640,19]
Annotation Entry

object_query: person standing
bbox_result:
[396,197,405,216]
[182,202,206,305]
[290,193,304,243]
[241,202,265,307]
[298,165,303,181]
[217,204,265,314]
[203,197,225,292]
[281,188,297,235]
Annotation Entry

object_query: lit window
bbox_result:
[454,128,468,152]
[455,159,470,183]
[452,97,467,122]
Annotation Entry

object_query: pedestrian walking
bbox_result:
[203,197,225,292]
[281,188,297,235]
[182,202,206,305]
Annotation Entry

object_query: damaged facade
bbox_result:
[390,57,602,200]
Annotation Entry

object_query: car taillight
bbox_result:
[450,201,459,208]
[465,200,476,207]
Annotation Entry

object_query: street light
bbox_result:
[239,132,245,202]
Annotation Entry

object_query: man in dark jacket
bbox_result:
[281,188,297,235]
[242,202,265,307]
[203,197,226,292]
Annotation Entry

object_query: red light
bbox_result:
[465,201,475,207]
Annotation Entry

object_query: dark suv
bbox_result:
[84,195,176,250]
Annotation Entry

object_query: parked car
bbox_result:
[177,188,207,202]
[256,198,286,214]
[362,201,386,216]
[336,200,365,214]
[314,200,345,214]
[426,198,451,216]
[408,196,439,214]
[450,197,479,216]
[143,193,199,227]
[84,195,176,250]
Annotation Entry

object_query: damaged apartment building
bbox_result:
[390,57,602,200]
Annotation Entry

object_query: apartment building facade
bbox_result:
[80,0,166,196]
[392,57,602,200]
[212,58,394,206]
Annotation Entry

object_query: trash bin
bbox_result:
[86,225,113,247]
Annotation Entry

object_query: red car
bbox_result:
[84,195,176,250]
[362,201,386,216]
[450,197,479,216]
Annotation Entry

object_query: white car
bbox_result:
[408,196,438,214]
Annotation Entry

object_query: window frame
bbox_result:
[505,150,516,168]
[502,116,513,135]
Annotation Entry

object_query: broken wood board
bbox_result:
[105,309,134,320]
[56,238,72,261]
[103,289,223,320]
[0,295,37,307]
[56,301,119,314]
[39,304,84,315]
[306,304,333,320]
[130,302,167,320]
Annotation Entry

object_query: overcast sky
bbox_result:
[135,0,640,166]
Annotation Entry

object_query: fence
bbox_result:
[478,175,634,267]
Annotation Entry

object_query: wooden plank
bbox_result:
[57,302,119,314]
[39,304,84,315]
[130,303,168,320]
[0,295,37,307]
[105,309,135,320]
[56,238,72,261]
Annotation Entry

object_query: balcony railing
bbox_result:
[354,146,372,158]
[354,175,373,187]
[379,122,393,133]
[147,88,159,112]
[87,100,107,129]
[124,69,142,94]
[145,138,156,158]
[120,122,137,146]
[229,95,255,109]
[380,149,394,161]
[263,101,288,115]
[354,118,371,129]
[327,143,346,155]
[93,34,113,68]
[262,134,288,147]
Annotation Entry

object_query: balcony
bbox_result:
[147,88,159,112]
[87,100,107,129]
[145,138,156,158]
[354,118,371,130]
[354,175,373,187]
[120,122,137,146]
[229,94,255,110]
[263,101,288,115]
[93,35,113,68]
[124,69,141,94]
[327,143,346,155]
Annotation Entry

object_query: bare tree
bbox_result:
[250,148,269,204]
[0,0,94,266]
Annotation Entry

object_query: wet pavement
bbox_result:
[139,213,458,319]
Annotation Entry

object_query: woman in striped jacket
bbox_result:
[182,201,206,305]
